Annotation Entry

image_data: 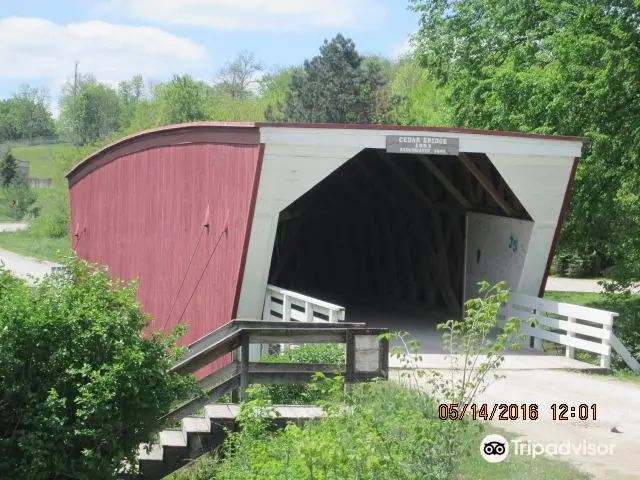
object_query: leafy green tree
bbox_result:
[279,34,387,124]
[216,51,264,100]
[0,86,55,142]
[261,66,301,122]
[118,75,146,131]
[157,74,211,124]
[60,74,121,145]
[0,145,18,186]
[383,58,451,126]
[0,257,196,479]
[411,0,640,281]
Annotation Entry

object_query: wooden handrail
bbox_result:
[168,318,390,411]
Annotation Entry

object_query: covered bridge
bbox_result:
[66,122,583,365]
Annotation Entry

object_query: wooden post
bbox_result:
[240,332,250,402]
[345,330,356,395]
[378,335,389,379]
[566,316,576,359]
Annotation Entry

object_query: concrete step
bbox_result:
[138,403,325,479]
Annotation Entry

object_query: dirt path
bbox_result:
[0,223,59,280]
[545,276,640,294]
[393,368,640,479]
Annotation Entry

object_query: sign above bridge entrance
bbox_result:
[386,135,460,156]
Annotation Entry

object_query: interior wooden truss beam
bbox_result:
[458,152,515,216]
[352,159,401,205]
[417,155,471,209]
[376,150,432,208]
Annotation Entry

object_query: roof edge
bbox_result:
[256,122,587,143]
[66,122,259,180]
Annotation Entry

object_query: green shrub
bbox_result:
[30,186,69,238]
[0,256,196,479]
[594,286,640,370]
[196,381,474,480]
[260,344,345,404]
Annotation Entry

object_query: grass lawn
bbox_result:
[12,143,73,179]
[543,290,606,306]
[0,229,70,262]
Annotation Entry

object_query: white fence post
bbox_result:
[262,293,271,320]
[601,321,613,369]
[565,317,576,359]
[282,294,291,322]
[305,302,314,322]
[532,308,543,351]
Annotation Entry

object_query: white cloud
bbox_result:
[98,0,385,31]
[0,17,209,84]
[393,37,415,59]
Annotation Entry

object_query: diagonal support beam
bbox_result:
[458,152,515,216]
[417,155,471,209]
[376,150,432,207]
[352,160,401,205]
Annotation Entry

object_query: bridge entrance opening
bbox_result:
[267,148,530,351]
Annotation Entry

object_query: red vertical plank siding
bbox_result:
[69,143,261,376]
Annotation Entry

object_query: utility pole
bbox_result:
[73,61,79,145]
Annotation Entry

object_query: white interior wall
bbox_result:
[464,212,534,301]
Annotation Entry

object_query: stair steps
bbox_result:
[137,404,324,479]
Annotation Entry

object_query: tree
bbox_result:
[60,74,120,145]
[156,74,211,124]
[411,0,640,281]
[0,257,196,479]
[216,51,264,99]
[261,66,301,122]
[0,145,18,186]
[382,58,451,126]
[118,75,146,130]
[278,34,387,124]
[0,86,55,142]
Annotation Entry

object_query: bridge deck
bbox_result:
[347,303,601,371]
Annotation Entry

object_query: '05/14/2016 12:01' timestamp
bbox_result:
[438,403,598,421]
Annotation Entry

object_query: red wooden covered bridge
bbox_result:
[67,122,585,365]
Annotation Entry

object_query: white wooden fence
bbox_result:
[501,292,640,373]
[262,284,345,323]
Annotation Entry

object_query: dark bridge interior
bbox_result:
[268,148,530,315]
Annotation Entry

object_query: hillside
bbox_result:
[11,143,73,179]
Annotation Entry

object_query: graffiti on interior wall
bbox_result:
[508,235,519,256]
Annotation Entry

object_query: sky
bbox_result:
[0,0,418,115]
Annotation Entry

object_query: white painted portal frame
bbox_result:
[236,126,583,326]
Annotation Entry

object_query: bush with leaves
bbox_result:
[0,256,196,479]
[1,174,38,220]
[172,381,471,480]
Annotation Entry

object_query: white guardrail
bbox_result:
[501,292,640,373]
[263,285,346,323]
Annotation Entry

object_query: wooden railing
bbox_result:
[500,292,639,373]
[164,319,389,421]
[263,285,345,323]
